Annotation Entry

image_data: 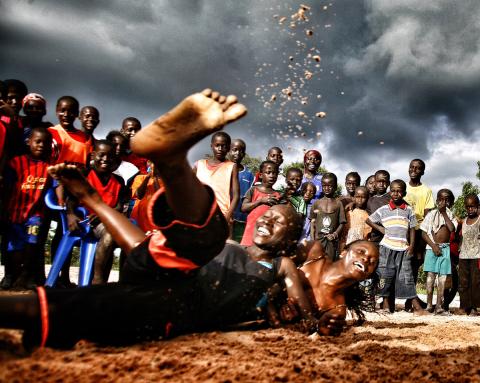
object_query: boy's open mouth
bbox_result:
[353,261,365,272]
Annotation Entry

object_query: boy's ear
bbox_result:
[338,249,347,259]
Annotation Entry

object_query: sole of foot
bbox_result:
[130,89,247,163]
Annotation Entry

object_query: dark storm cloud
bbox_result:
[1,0,479,190]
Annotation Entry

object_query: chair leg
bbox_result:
[45,235,80,287]
[78,238,98,287]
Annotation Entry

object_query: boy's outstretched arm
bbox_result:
[278,257,317,332]
[48,164,146,254]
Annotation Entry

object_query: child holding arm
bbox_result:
[240,160,282,246]
[421,189,457,315]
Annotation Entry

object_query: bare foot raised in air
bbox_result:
[130,89,247,163]
[48,163,99,204]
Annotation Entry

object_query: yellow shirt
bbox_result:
[405,183,435,228]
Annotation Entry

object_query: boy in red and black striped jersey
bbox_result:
[3,127,52,289]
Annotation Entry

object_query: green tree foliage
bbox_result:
[452,161,480,218]
[242,154,262,174]
[453,181,480,219]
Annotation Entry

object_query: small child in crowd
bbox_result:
[367,170,391,244]
[340,172,361,208]
[49,96,93,167]
[299,182,316,241]
[21,93,53,149]
[310,172,345,261]
[421,189,457,315]
[240,160,282,246]
[84,140,127,284]
[458,194,480,316]
[283,167,307,216]
[194,131,240,232]
[339,186,371,252]
[365,175,376,198]
[3,79,29,157]
[229,139,254,242]
[367,179,424,314]
[302,149,323,200]
[121,117,148,175]
[106,130,139,185]
[79,106,100,142]
[3,127,52,289]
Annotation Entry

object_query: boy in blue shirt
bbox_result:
[229,139,254,242]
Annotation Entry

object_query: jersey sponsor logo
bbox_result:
[21,175,47,190]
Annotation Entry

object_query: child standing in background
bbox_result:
[3,127,52,289]
[310,173,345,261]
[48,96,93,167]
[194,131,240,233]
[302,149,323,200]
[283,168,306,216]
[299,182,316,241]
[421,189,457,315]
[339,186,371,252]
[367,179,424,314]
[458,194,480,316]
[121,117,148,175]
[339,172,361,208]
[229,139,254,242]
[240,161,281,246]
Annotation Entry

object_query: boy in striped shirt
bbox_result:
[367,179,425,314]
[3,127,52,289]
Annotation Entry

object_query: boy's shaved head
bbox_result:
[122,117,141,128]
[4,79,28,95]
[410,158,426,171]
[94,139,114,151]
[437,188,454,202]
[80,105,99,115]
[56,95,80,110]
[211,131,231,145]
[375,169,390,180]
[465,193,479,205]
[322,172,337,184]
[259,160,278,172]
[390,179,407,193]
[346,171,361,184]
[286,167,302,177]
[232,138,246,149]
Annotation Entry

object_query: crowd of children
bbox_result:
[0,78,479,319]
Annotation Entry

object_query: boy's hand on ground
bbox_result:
[317,310,346,336]
[279,300,300,322]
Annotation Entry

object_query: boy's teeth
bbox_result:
[257,227,270,236]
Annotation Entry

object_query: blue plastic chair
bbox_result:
[44,188,98,287]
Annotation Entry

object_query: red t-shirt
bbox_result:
[6,155,51,223]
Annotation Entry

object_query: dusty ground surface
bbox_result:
[1,304,480,382]
[1,267,479,382]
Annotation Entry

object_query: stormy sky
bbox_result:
[1,0,480,197]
